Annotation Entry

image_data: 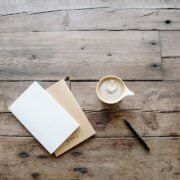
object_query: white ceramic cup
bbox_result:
[96,75,134,104]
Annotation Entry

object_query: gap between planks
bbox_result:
[0,135,179,138]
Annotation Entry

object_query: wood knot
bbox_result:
[107,53,112,56]
[73,167,88,174]
[95,111,111,129]
[174,172,180,175]
[151,63,161,69]
[165,20,171,24]
[31,172,40,178]
[81,46,85,50]
[19,152,29,158]
[71,151,82,157]
[32,54,36,59]
[37,155,48,159]
[142,112,159,131]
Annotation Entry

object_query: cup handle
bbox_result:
[125,88,134,96]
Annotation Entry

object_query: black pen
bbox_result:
[124,119,150,152]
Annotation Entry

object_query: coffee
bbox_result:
[96,76,134,104]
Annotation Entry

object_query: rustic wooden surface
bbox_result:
[0,1,180,180]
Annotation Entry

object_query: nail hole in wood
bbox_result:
[107,53,112,56]
[151,42,156,45]
[165,20,171,24]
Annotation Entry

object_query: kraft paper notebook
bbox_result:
[9,81,79,154]
[47,80,96,157]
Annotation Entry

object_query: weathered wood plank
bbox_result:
[0,81,179,113]
[1,111,180,137]
[71,81,180,111]
[0,81,52,112]
[161,31,180,57]
[0,31,161,80]
[87,111,180,137]
[0,9,180,32]
[110,0,180,9]
[0,137,179,180]
[0,0,108,15]
[163,57,180,80]
[0,0,179,16]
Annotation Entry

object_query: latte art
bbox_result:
[106,80,118,93]
[96,76,134,104]
[98,78,123,103]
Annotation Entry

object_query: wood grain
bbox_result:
[0,0,179,16]
[1,111,180,137]
[161,31,180,57]
[0,9,180,32]
[163,57,180,80]
[0,136,179,180]
[86,111,180,137]
[0,81,52,112]
[0,0,108,15]
[110,0,180,9]
[1,81,180,113]
[71,81,180,111]
[0,31,161,80]
[0,1,180,179]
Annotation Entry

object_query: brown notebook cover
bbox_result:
[46,80,96,157]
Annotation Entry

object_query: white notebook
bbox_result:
[9,81,79,154]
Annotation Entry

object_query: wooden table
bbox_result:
[0,1,180,179]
